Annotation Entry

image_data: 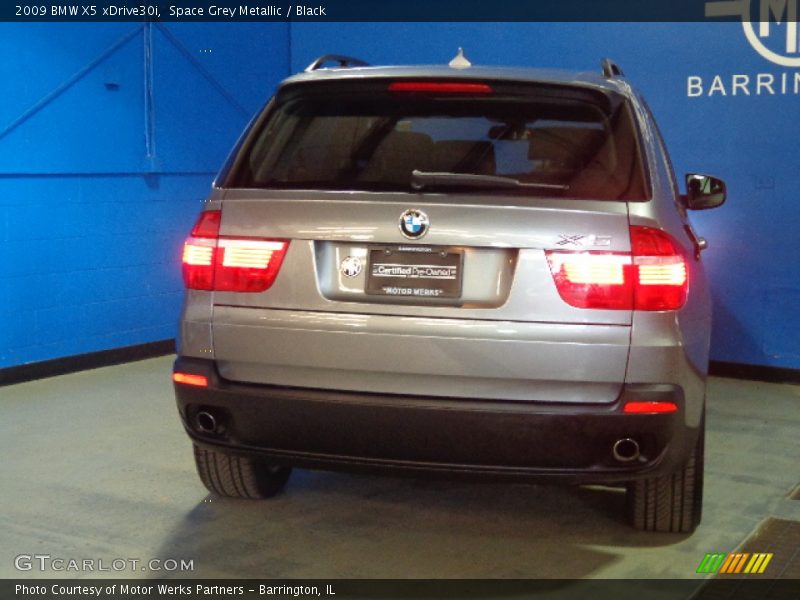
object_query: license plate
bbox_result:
[366,246,463,299]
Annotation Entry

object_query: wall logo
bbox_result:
[690,1,800,96]
[707,0,800,67]
[696,552,773,574]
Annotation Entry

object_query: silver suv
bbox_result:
[173,54,725,533]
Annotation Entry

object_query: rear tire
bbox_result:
[627,422,704,533]
[193,444,291,499]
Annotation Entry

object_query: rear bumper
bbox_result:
[174,357,700,484]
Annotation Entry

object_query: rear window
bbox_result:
[228,81,649,200]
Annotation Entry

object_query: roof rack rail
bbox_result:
[601,58,625,78]
[305,54,370,72]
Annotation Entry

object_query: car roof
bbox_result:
[279,65,632,96]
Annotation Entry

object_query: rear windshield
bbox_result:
[227,82,649,200]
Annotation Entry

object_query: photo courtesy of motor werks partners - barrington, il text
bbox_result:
[15,583,335,598]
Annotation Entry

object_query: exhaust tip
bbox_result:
[612,438,640,463]
[196,411,218,434]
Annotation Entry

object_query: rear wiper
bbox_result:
[410,170,569,192]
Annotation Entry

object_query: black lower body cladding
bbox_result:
[174,357,698,483]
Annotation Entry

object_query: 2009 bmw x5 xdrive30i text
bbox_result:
[172,53,725,532]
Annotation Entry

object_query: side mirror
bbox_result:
[683,173,726,210]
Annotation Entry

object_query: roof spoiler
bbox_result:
[601,58,625,78]
[305,54,370,72]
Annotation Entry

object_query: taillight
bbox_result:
[214,238,288,292]
[190,209,221,238]
[545,253,633,310]
[181,210,289,293]
[182,211,219,290]
[546,226,688,311]
[629,226,688,311]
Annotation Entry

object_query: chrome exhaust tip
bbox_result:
[196,411,218,434]
[612,438,640,463]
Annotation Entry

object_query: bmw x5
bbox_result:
[172,53,726,532]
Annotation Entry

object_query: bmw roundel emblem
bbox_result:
[399,209,429,239]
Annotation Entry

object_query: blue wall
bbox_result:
[0,23,288,368]
[2,21,798,370]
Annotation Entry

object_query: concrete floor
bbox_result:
[1,356,799,581]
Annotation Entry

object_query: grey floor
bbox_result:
[1,356,799,581]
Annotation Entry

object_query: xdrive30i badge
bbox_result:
[399,209,429,239]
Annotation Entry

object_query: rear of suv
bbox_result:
[172,54,725,532]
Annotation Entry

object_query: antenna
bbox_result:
[448,48,472,69]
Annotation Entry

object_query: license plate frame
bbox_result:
[365,246,464,299]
